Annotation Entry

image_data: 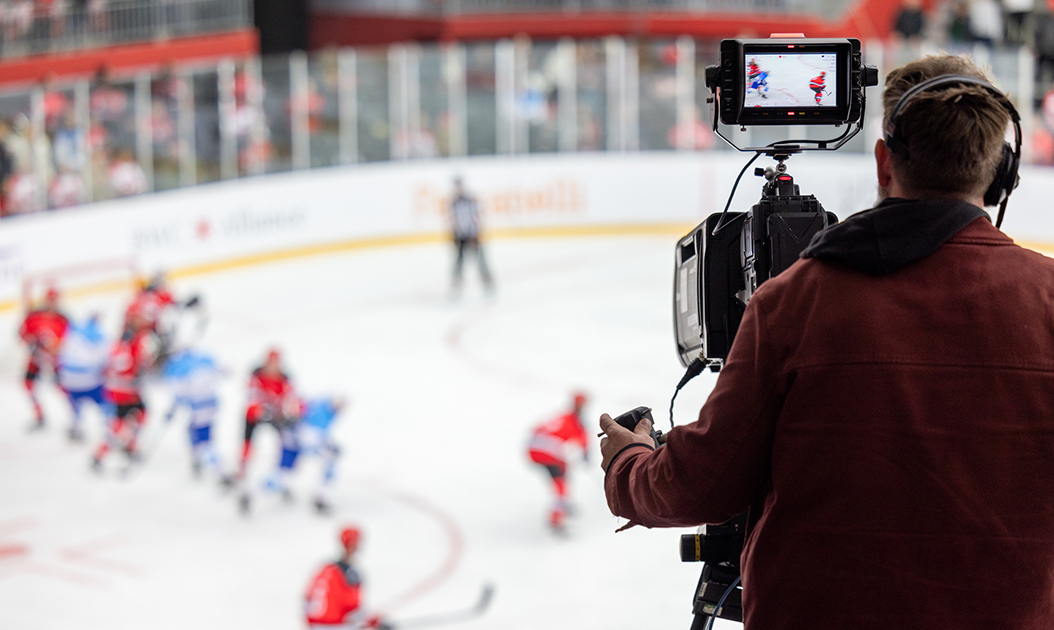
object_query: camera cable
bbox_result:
[711,151,764,236]
[669,352,709,430]
[705,575,742,630]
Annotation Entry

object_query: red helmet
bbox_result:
[572,391,588,407]
[266,348,281,362]
[340,526,361,549]
[45,287,59,302]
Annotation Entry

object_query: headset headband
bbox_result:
[885,74,1020,160]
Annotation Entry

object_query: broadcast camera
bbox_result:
[671,37,878,628]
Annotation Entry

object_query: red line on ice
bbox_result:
[374,488,465,614]
[60,534,145,577]
[0,544,28,558]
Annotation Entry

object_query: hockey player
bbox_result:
[124,272,200,365]
[161,347,227,480]
[238,349,299,476]
[527,392,590,532]
[747,58,761,81]
[125,272,176,331]
[810,71,827,105]
[749,69,770,99]
[263,396,346,514]
[304,527,390,629]
[18,288,69,429]
[236,349,301,511]
[92,310,156,471]
[57,314,112,442]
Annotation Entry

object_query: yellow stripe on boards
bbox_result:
[1,224,1050,313]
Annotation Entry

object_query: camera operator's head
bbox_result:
[878,55,1011,204]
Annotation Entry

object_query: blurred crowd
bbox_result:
[9,1,1054,216]
[0,0,125,57]
[0,65,165,217]
[0,0,244,56]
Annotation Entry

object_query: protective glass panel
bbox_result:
[465,42,497,156]
[637,38,677,151]
[150,68,182,192]
[260,55,293,174]
[576,40,606,151]
[418,45,450,158]
[308,49,343,168]
[526,40,560,153]
[357,48,390,163]
[91,74,140,200]
[192,70,221,184]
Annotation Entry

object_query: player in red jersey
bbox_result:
[124,272,199,363]
[748,58,761,81]
[304,527,390,629]
[527,392,590,532]
[18,288,69,429]
[237,348,301,480]
[810,71,827,105]
[92,310,156,471]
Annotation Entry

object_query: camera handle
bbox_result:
[710,147,802,237]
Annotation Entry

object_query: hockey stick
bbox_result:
[391,583,495,629]
[119,407,177,478]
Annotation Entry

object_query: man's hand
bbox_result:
[599,413,656,473]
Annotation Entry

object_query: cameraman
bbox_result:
[599,54,1054,629]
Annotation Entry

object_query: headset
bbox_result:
[884,74,1021,228]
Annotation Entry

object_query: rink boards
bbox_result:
[2,151,1054,313]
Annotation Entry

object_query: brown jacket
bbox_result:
[605,202,1054,629]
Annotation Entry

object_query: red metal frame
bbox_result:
[0,28,259,89]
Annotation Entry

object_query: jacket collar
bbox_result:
[800,197,992,275]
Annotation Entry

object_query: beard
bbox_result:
[876,182,890,205]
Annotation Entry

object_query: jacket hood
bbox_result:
[800,197,990,275]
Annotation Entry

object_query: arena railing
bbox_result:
[0,0,253,59]
[0,35,1039,217]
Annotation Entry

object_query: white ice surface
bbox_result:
[0,234,742,630]
[745,53,837,108]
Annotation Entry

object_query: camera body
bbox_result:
[674,165,838,367]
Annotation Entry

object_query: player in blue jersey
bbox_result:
[57,315,113,442]
[262,396,346,515]
[161,347,228,480]
[749,70,770,98]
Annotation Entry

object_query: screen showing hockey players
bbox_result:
[744,53,838,108]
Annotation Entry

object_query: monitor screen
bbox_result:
[743,53,839,109]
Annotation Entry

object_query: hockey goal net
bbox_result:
[21,258,141,313]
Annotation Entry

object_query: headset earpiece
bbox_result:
[983,142,1020,208]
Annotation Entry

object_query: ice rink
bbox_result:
[0,231,740,629]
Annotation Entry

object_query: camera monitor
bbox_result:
[714,38,862,126]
